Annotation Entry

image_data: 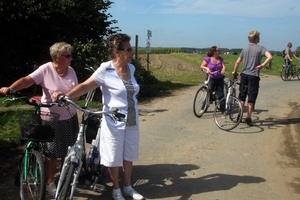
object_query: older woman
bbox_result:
[0,42,79,197]
[61,33,143,200]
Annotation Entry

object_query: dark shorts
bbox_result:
[238,73,260,104]
[43,114,78,158]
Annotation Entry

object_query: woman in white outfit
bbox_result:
[61,33,143,200]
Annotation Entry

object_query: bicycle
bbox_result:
[54,94,125,200]
[214,73,243,131]
[280,63,299,81]
[2,90,60,200]
[193,70,227,118]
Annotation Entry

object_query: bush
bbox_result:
[132,58,161,99]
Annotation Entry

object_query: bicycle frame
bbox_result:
[56,114,88,198]
[22,141,40,183]
[225,74,238,111]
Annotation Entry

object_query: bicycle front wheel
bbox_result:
[193,86,208,118]
[214,96,243,131]
[19,149,46,200]
[280,66,292,81]
[57,162,76,200]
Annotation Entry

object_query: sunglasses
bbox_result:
[119,47,133,52]
[62,54,72,58]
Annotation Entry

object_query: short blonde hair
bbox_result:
[248,30,260,43]
[49,42,73,60]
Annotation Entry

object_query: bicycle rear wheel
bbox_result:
[214,96,243,131]
[19,149,46,200]
[193,86,208,118]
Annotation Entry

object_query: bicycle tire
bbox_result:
[193,86,208,118]
[57,162,76,200]
[280,66,292,81]
[19,149,46,200]
[214,96,243,131]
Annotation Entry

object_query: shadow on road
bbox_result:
[131,164,265,199]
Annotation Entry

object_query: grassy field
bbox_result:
[170,53,292,77]
[0,53,298,148]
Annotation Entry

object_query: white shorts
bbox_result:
[99,124,139,167]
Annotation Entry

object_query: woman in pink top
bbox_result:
[0,42,78,197]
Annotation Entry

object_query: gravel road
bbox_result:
[1,74,300,200]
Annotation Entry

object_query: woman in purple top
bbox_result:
[200,46,226,112]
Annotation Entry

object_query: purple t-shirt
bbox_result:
[204,56,224,79]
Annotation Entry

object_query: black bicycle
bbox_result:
[193,70,228,118]
[280,63,300,81]
[2,90,59,200]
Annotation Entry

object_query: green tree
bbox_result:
[0,0,118,86]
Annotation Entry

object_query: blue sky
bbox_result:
[108,0,299,51]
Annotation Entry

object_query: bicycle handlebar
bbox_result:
[57,95,126,121]
[2,89,59,108]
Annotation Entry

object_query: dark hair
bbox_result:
[207,46,218,57]
[107,33,131,59]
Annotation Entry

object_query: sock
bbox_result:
[112,188,121,195]
[123,185,132,192]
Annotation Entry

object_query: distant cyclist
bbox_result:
[283,42,299,79]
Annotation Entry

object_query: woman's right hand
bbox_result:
[0,87,10,95]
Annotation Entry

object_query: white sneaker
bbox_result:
[46,182,57,197]
[112,192,125,200]
[123,188,144,200]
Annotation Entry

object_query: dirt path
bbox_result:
[1,55,300,199]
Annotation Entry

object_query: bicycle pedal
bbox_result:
[92,183,106,193]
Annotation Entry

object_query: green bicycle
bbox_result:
[3,90,59,200]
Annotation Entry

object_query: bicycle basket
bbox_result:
[18,111,60,142]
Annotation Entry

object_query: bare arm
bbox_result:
[255,51,272,70]
[200,60,211,73]
[0,76,35,95]
[232,57,242,74]
[221,62,226,74]
[66,76,99,100]
[293,54,299,60]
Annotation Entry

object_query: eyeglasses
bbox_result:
[215,49,220,52]
[61,54,72,58]
[118,47,133,52]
